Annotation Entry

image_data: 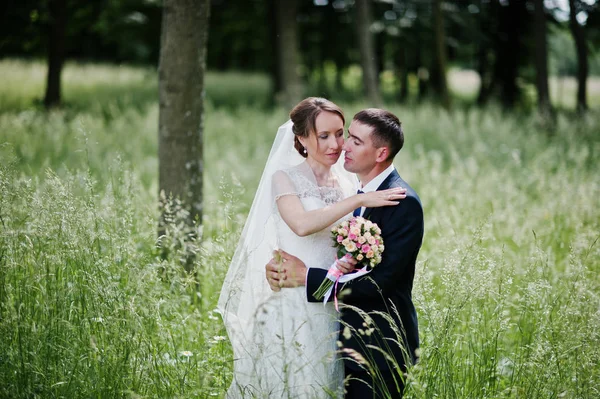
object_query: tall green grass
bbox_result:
[1,60,599,398]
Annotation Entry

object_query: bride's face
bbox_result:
[299,111,344,166]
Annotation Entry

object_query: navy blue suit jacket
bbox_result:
[306,169,424,372]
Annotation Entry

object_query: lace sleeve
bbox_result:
[272,170,298,201]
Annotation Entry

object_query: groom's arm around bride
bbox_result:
[268,108,424,398]
[314,176,422,387]
[306,171,423,399]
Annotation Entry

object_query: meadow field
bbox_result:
[1,60,599,398]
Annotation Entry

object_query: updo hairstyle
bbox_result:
[289,97,345,158]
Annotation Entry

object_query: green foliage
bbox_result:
[0,60,599,398]
[550,28,600,77]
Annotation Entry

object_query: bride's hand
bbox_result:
[360,187,406,208]
[336,254,358,274]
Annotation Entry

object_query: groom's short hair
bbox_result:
[353,108,404,161]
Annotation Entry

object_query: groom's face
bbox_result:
[343,120,379,175]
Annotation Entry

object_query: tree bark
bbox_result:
[476,0,495,105]
[158,0,210,235]
[44,0,67,109]
[534,0,553,118]
[476,45,492,105]
[491,0,525,108]
[267,0,282,103]
[275,0,302,108]
[354,0,382,106]
[568,0,588,112]
[431,0,450,109]
[396,44,408,103]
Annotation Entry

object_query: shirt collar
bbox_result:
[359,164,396,193]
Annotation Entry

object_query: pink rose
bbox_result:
[349,233,357,241]
[362,244,371,253]
[337,235,343,243]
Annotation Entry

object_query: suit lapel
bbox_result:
[362,170,401,220]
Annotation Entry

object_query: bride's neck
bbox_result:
[305,157,332,183]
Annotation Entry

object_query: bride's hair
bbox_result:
[289,97,345,158]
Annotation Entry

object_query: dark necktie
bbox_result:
[353,190,364,217]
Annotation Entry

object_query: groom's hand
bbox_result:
[278,250,307,287]
[265,256,282,292]
[265,250,307,290]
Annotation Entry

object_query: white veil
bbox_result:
[217,119,354,396]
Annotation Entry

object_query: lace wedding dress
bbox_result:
[218,121,355,399]
[257,162,353,398]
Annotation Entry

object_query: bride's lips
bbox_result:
[326,152,340,158]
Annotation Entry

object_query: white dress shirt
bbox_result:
[355,163,396,217]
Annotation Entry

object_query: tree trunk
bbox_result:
[354,0,382,106]
[417,61,428,101]
[534,0,553,118]
[158,0,210,242]
[492,0,525,108]
[396,44,408,103]
[266,0,281,105]
[431,0,450,109]
[44,0,67,109]
[568,0,588,112]
[275,0,302,108]
[476,46,492,105]
[476,0,495,106]
[334,59,344,93]
[414,21,428,101]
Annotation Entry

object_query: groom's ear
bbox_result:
[375,147,389,163]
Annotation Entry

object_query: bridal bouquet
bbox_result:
[312,216,384,303]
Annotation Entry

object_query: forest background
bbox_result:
[1,0,599,398]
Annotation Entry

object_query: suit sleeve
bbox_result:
[319,196,423,303]
[306,267,329,302]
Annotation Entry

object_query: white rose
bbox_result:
[345,242,357,252]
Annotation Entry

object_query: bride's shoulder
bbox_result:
[273,163,309,181]
[272,164,304,188]
[271,164,310,200]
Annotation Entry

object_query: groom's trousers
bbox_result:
[345,366,404,399]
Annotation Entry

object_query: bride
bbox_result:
[218,97,405,398]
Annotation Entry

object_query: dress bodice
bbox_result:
[226,161,355,399]
[273,163,353,271]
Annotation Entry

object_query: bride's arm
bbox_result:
[273,172,405,237]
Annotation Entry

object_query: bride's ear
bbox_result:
[297,136,307,149]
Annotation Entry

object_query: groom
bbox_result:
[266,108,424,399]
